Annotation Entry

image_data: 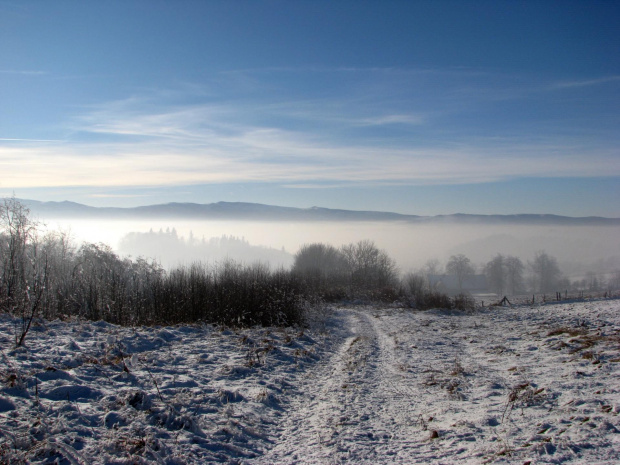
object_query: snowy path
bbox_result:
[255,309,423,463]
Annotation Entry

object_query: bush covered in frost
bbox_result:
[0,198,305,334]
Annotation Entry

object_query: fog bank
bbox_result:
[41,218,620,278]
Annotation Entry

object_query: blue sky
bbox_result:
[1,0,619,216]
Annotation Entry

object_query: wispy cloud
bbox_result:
[353,114,425,126]
[2,69,618,192]
[1,132,617,190]
[0,138,63,142]
[552,75,620,89]
[0,69,47,75]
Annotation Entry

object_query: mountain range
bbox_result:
[18,199,620,226]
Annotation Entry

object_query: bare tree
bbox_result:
[0,197,49,346]
[340,240,397,291]
[504,255,524,295]
[485,254,524,295]
[585,271,601,291]
[0,198,35,309]
[446,254,475,290]
[484,254,506,295]
[293,243,347,289]
[529,251,562,293]
[608,270,620,292]
[422,258,442,276]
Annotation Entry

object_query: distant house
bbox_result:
[428,274,489,297]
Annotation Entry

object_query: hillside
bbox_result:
[1,300,619,464]
[20,199,620,226]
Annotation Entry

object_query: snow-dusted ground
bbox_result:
[1,300,619,464]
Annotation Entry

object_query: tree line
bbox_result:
[294,244,617,303]
[0,198,305,346]
[2,198,617,345]
[118,229,293,269]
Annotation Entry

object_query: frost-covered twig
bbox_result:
[141,363,164,403]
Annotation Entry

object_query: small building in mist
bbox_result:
[428,274,489,297]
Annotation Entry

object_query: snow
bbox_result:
[1,300,619,464]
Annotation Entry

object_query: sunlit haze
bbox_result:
[38,218,619,283]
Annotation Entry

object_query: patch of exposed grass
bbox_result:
[547,326,587,337]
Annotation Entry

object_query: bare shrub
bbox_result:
[502,382,546,422]
[452,293,476,311]
[420,291,453,310]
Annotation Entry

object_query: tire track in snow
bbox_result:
[249,308,426,464]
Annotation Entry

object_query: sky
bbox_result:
[1,0,619,216]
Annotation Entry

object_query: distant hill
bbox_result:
[18,199,620,226]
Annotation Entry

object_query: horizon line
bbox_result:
[11,197,620,220]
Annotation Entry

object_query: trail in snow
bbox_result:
[253,308,422,463]
[252,308,471,464]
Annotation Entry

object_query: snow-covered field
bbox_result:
[1,300,619,464]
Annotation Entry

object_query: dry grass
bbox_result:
[502,382,546,423]
[546,326,620,361]
[547,326,587,337]
[581,350,596,360]
[449,357,465,376]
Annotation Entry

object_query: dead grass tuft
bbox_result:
[450,358,465,376]
[547,326,587,337]
[502,382,546,423]
[581,350,596,360]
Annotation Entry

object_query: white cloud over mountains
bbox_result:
[1,68,618,191]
